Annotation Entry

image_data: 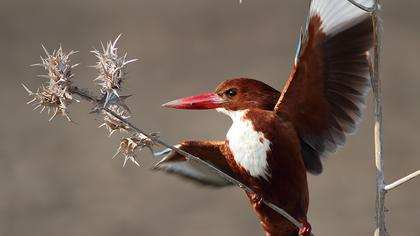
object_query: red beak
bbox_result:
[162,92,224,110]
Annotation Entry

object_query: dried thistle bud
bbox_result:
[95,93,132,136]
[99,104,131,136]
[113,133,158,167]
[23,46,79,122]
[91,91,131,114]
[91,35,137,98]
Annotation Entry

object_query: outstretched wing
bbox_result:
[275,0,374,173]
[153,140,235,187]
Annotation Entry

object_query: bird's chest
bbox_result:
[226,115,271,180]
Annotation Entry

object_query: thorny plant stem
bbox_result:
[71,86,98,103]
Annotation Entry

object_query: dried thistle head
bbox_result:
[23,45,79,121]
[95,93,132,136]
[113,133,158,167]
[90,35,137,135]
[99,104,131,136]
[91,35,137,98]
[36,46,78,84]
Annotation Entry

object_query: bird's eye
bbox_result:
[225,89,237,98]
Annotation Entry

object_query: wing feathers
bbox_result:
[275,0,374,172]
[310,0,369,36]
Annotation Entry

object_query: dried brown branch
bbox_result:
[23,36,148,167]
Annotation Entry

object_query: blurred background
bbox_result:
[1,0,419,235]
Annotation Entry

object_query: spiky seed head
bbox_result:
[113,133,157,167]
[98,99,132,135]
[91,35,137,98]
[24,45,78,122]
[114,137,140,167]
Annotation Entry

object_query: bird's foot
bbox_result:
[250,193,263,208]
[298,219,312,236]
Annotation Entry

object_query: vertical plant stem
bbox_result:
[371,3,386,236]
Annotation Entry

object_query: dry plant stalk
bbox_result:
[369,1,420,235]
[23,35,154,167]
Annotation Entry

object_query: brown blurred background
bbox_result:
[1,0,419,235]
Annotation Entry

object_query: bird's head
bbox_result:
[162,78,280,114]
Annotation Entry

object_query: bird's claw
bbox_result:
[298,219,312,236]
[250,193,263,208]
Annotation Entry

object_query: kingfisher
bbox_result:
[155,0,374,235]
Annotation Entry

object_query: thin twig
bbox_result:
[385,170,420,192]
[71,86,98,103]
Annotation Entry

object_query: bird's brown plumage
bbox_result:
[276,15,374,160]
[227,109,309,236]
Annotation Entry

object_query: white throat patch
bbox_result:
[216,108,271,180]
